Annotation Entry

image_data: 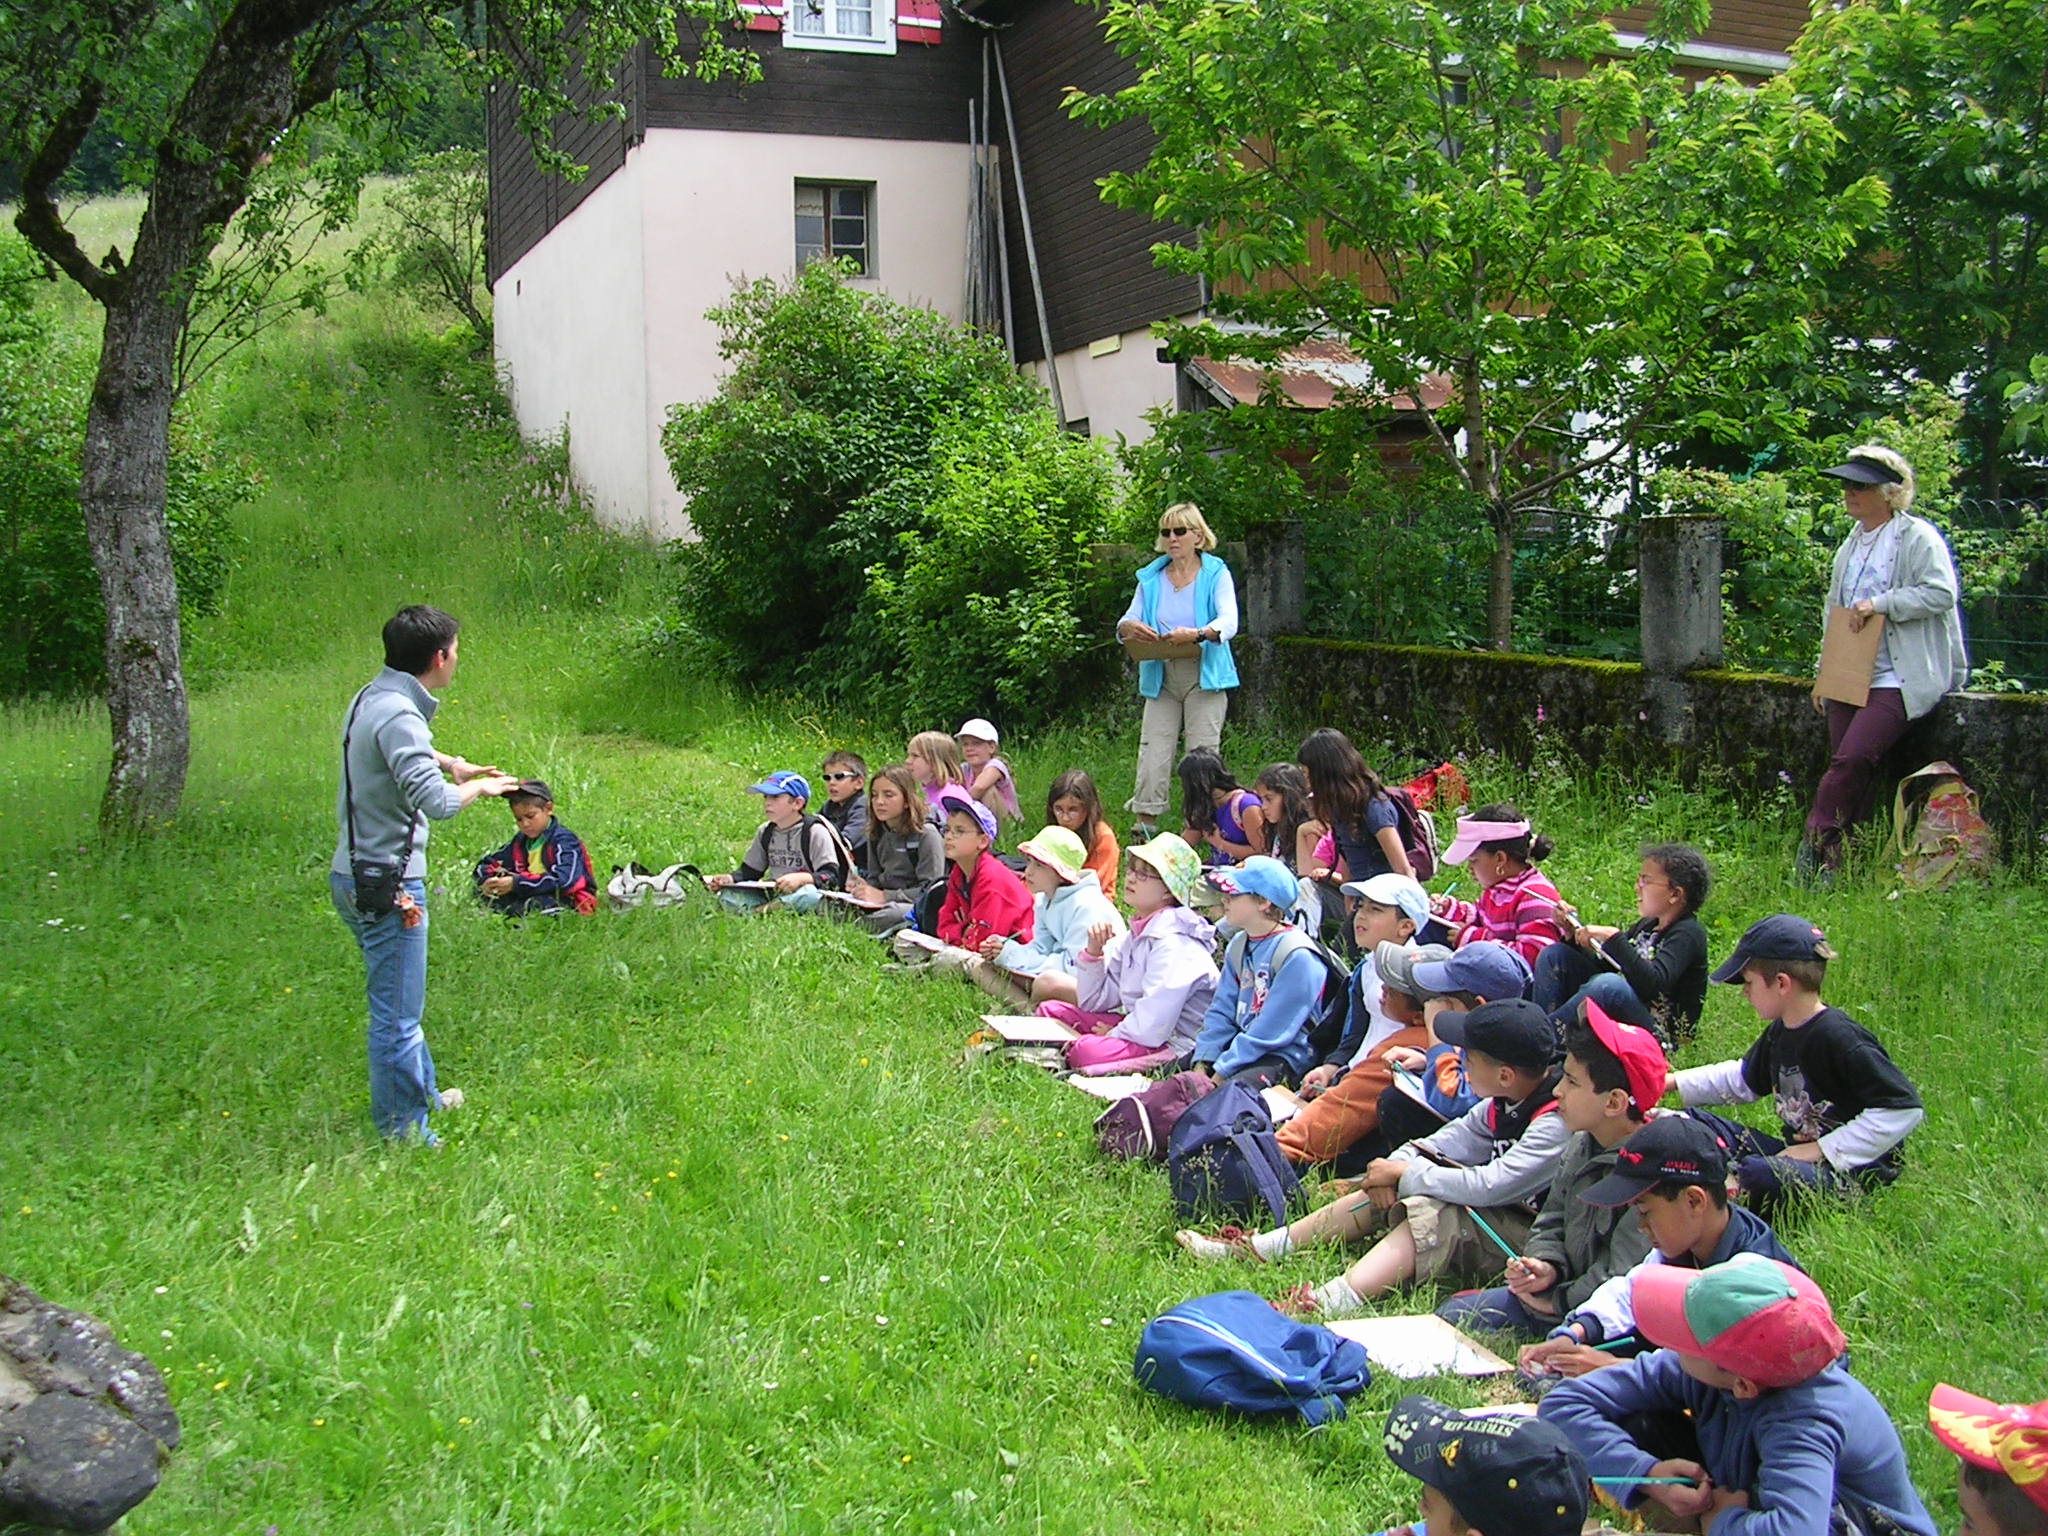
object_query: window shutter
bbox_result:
[895,0,941,45]
[739,0,783,31]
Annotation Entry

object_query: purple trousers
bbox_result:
[1804,686,1908,860]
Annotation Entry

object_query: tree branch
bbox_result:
[13,74,122,305]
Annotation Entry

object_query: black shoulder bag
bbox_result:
[342,687,417,917]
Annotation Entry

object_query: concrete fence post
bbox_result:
[1639,515,1723,674]
[1638,514,1723,743]
[1243,521,1305,637]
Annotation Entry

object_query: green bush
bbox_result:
[0,237,254,696]
[661,264,1117,723]
[857,413,1121,728]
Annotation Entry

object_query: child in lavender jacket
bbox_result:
[1048,833,1220,1072]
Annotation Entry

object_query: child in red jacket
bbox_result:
[891,788,1032,967]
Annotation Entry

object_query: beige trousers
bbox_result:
[1129,659,1230,817]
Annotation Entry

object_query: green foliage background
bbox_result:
[661,264,1123,730]
[0,237,254,697]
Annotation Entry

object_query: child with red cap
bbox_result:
[1928,1385,2048,1536]
[1540,1254,1935,1536]
[1434,999,1668,1339]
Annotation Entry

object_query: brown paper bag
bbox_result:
[1815,605,1884,707]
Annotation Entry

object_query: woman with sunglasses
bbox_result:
[1115,502,1240,840]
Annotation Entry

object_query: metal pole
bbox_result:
[991,33,1065,425]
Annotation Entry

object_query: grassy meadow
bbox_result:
[2,282,2046,1535]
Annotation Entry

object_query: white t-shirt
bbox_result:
[1347,957,1406,1065]
[1841,518,1903,689]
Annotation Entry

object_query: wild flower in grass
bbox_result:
[1778,770,1794,785]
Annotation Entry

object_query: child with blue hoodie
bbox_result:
[963,825,1124,1009]
[1540,1255,1935,1536]
[1189,855,1329,1089]
[1046,833,1219,1072]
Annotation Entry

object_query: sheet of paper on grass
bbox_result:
[980,1013,1078,1044]
[818,889,888,910]
[1064,1073,1154,1102]
[1324,1314,1513,1379]
[1261,1084,1306,1124]
[894,930,946,952]
[1816,605,1885,707]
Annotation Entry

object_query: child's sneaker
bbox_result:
[1175,1226,1265,1263]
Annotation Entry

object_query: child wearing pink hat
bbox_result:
[1540,1254,1935,1536]
[1427,801,1571,968]
[1928,1384,2048,1536]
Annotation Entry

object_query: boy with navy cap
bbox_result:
[1371,1395,1589,1536]
[1520,1115,1798,1384]
[1676,914,1922,1214]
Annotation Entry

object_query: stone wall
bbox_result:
[1237,636,2048,843]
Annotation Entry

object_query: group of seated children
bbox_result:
[1173,899,1948,1535]
[494,726,2007,1536]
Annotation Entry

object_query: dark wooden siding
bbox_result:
[1612,0,1808,55]
[990,0,1202,364]
[640,30,981,139]
[487,41,640,286]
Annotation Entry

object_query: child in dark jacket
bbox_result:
[1436,1000,1666,1339]
[1676,913,1923,1215]
[1540,1255,1935,1536]
[1535,841,1712,1047]
[473,779,597,914]
[1518,1113,1798,1384]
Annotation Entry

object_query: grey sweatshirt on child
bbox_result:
[331,668,461,880]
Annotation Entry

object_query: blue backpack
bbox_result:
[1166,1082,1300,1229]
[1133,1291,1371,1425]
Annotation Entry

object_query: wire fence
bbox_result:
[1510,497,2048,693]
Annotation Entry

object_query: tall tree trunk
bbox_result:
[82,288,189,832]
[1459,353,1514,649]
[1486,503,1515,651]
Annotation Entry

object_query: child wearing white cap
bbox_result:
[956,718,1020,826]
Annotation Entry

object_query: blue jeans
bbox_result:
[330,872,438,1142]
[1682,1108,1861,1217]
[1534,944,1657,1034]
[1435,1284,1556,1339]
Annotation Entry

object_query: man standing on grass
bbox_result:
[331,605,516,1145]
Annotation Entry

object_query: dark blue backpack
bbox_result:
[1133,1290,1371,1425]
[1166,1082,1300,1229]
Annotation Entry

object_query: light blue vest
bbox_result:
[1135,553,1240,697]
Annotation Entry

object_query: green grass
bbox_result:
[3,294,2045,1535]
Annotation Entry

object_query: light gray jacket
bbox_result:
[331,668,462,880]
[1826,513,1968,720]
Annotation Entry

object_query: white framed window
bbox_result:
[795,182,873,275]
[784,0,896,54]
